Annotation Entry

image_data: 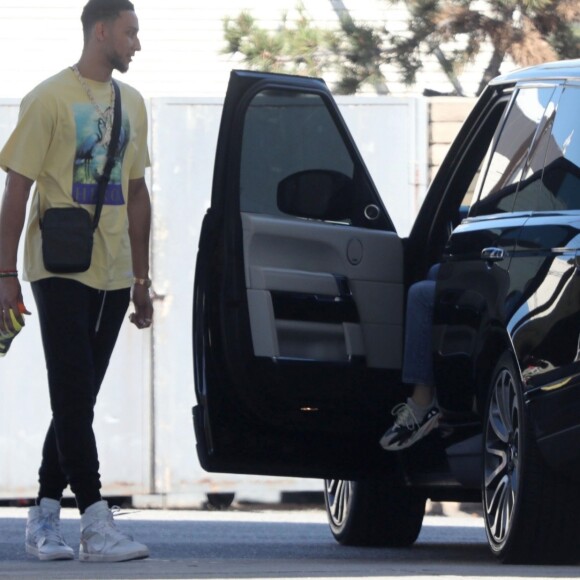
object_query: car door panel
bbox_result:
[242,211,403,367]
[193,71,407,479]
[506,84,580,472]
[434,84,558,412]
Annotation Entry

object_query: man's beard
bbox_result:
[108,52,129,74]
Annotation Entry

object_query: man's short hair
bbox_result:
[81,0,135,39]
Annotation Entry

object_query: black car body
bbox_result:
[193,60,580,563]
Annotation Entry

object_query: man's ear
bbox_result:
[94,21,107,42]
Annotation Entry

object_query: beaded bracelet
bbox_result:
[0,271,18,278]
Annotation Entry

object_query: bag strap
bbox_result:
[92,80,122,230]
[38,80,122,231]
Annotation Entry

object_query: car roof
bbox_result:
[491,59,580,86]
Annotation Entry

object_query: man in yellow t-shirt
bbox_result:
[0,0,151,563]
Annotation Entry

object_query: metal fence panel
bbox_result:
[0,95,427,504]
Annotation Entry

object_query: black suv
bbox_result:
[193,59,580,564]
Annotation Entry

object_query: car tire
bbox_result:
[205,492,236,510]
[482,353,580,564]
[324,479,425,547]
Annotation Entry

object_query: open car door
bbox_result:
[193,71,408,480]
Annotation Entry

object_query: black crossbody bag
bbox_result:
[40,81,122,274]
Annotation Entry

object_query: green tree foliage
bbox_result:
[223,1,580,95]
[223,8,332,77]
[395,0,580,94]
[222,5,388,94]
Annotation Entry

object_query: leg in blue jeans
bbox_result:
[380,264,441,450]
[31,278,130,513]
[402,279,436,386]
[402,263,440,405]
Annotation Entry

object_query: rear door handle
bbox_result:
[481,247,505,262]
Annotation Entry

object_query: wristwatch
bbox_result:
[133,277,152,288]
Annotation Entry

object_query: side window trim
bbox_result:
[237,82,394,231]
[468,92,514,206]
[510,85,563,214]
[468,88,517,209]
[470,83,559,218]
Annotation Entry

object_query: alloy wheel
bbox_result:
[483,366,521,548]
[324,479,353,528]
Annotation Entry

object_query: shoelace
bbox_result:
[391,403,419,429]
[89,507,135,543]
[110,505,138,518]
[35,512,68,545]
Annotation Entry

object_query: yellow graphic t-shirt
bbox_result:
[0,67,150,291]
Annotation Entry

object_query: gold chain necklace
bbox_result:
[71,64,115,146]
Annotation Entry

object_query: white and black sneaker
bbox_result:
[379,402,441,451]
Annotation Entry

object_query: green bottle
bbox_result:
[0,309,24,357]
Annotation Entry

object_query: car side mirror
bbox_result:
[277,169,353,221]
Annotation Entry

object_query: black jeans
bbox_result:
[31,278,130,513]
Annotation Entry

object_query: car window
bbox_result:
[454,101,508,217]
[239,88,388,229]
[514,86,580,212]
[470,86,556,217]
[240,89,354,219]
[413,93,509,271]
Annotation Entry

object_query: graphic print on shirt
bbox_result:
[72,104,129,206]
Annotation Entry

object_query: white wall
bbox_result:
[0,0,510,100]
[0,93,427,503]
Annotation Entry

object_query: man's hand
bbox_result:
[0,277,30,333]
[0,170,33,333]
[129,283,153,329]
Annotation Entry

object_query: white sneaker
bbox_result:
[25,498,74,561]
[79,500,149,563]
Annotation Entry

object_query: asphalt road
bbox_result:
[0,503,579,579]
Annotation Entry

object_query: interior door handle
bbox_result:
[481,247,505,262]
